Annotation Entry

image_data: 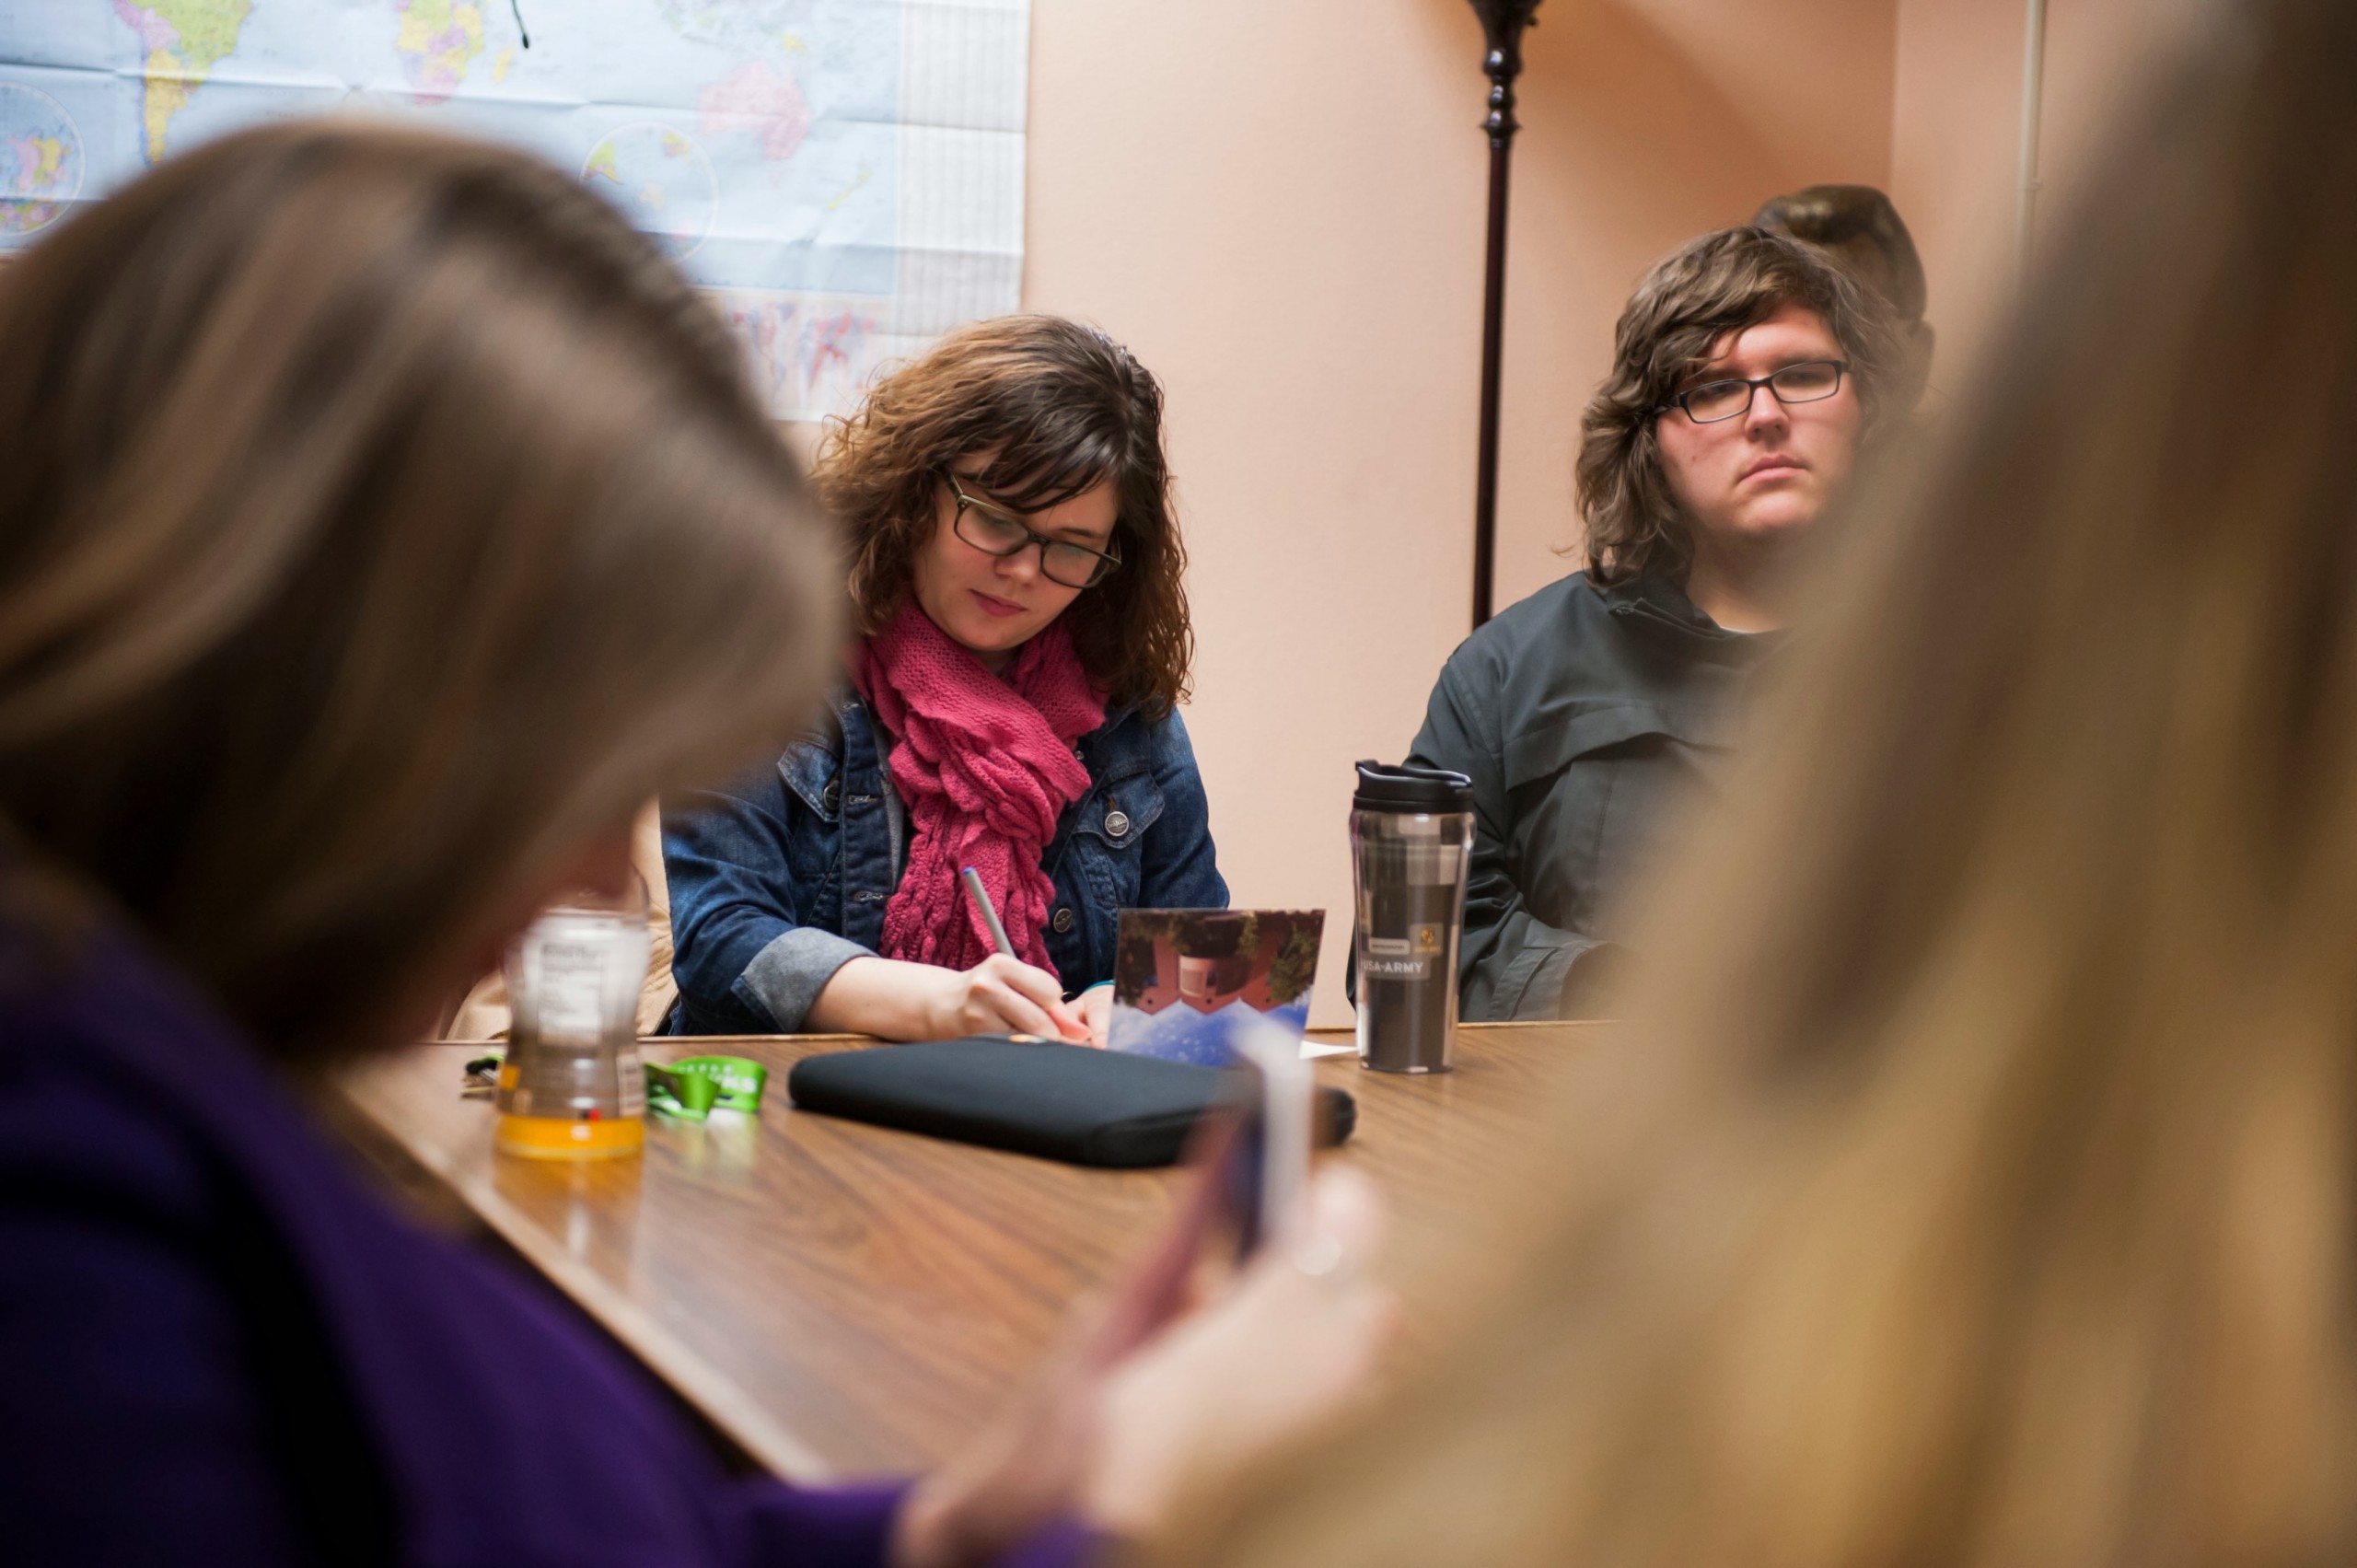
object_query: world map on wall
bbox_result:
[0,1,1030,420]
[1,82,83,236]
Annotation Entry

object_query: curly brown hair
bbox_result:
[815,314,1190,719]
[1576,226,1900,587]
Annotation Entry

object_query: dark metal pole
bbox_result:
[1467,1,1539,629]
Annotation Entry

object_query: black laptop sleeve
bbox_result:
[785,1037,1356,1168]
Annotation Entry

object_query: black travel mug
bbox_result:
[1349,760,1474,1074]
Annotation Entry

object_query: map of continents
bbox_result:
[2,1,1029,420]
[119,1,503,157]
[113,1,252,162]
[2,83,83,235]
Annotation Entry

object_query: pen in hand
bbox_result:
[960,866,1017,958]
[960,866,1092,1043]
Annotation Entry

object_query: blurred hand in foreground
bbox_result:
[893,1162,1393,1568]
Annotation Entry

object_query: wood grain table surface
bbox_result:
[335,1022,1614,1481]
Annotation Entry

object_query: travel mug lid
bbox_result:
[1353,759,1473,813]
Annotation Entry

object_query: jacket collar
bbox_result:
[1595,571,1782,650]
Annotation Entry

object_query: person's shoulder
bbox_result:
[784,684,862,764]
[1087,702,1198,775]
[0,997,313,1566]
[1482,569,1615,645]
[0,923,408,1239]
[0,961,242,1313]
[0,945,236,1246]
[1443,570,1612,679]
[0,1044,214,1225]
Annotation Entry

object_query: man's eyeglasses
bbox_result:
[947,475,1122,590]
[1660,360,1849,424]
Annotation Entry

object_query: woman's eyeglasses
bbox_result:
[1661,360,1849,424]
[947,475,1122,589]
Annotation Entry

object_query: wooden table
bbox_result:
[336,1023,1610,1481]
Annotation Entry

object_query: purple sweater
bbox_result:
[0,928,1089,1567]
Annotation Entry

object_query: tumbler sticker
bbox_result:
[1411,923,1443,954]
[1361,931,1433,981]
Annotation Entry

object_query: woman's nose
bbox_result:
[996,543,1042,584]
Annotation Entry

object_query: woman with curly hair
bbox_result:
[664,315,1226,1042]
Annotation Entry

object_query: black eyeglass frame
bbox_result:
[946,474,1123,590]
[1658,359,1851,424]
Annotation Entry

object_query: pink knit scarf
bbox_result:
[857,601,1105,979]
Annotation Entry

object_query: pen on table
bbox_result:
[960,866,1017,958]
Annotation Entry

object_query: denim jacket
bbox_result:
[662,690,1228,1034]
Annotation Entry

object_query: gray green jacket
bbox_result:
[1406,571,1778,1020]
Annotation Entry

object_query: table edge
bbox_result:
[429,1019,1627,1046]
[366,1020,1625,1474]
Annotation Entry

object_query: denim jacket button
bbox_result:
[1103,808,1131,840]
[820,780,841,812]
[1051,906,1075,934]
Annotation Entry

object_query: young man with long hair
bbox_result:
[1408,229,1896,1019]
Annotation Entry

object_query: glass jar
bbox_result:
[493,881,651,1159]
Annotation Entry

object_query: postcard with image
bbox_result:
[1107,909,1325,1067]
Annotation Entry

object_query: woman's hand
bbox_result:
[921,954,1090,1041]
[1082,1168,1392,1538]
[892,1166,1394,1568]
[809,954,1089,1041]
[1075,981,1113,1047]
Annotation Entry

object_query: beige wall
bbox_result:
[1023,0,2187,1024]
[1891,0,2213,392]
[1025,1,1496,1024]
[1023,1,1899,1023]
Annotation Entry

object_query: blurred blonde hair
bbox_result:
[1165,0,2357,1562]
[0,122,836,1057]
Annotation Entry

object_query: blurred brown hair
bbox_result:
[815,314,1190,718]
[1757,183,1937,410]
[1165,0,2357,1562]
[0,122,836,1058]
[1577,227,1898,587]
[1754,183,1928,322]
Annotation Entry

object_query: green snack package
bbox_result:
[644,1055,768,1122]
